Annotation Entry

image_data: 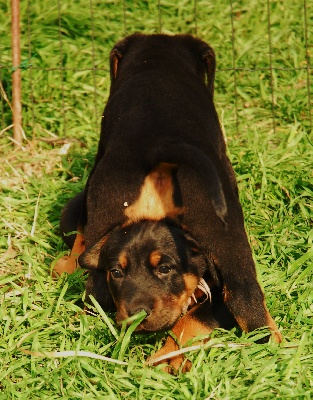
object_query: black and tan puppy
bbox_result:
[54,33,282,370]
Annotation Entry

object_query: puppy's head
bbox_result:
[79,220,209,332]
[109,33,216,99]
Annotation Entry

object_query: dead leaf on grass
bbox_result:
[0,246,17,262]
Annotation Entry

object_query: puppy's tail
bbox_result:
[152,144,227,224]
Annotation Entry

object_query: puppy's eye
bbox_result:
[158,265,172,274]
[110,269,123,278]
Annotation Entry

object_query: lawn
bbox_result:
[0,0,312,398]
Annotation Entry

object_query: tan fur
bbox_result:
[264,301,283,343]
[112,55,119,78]
[150,310,213,372]
[53,229,85,277]
[118,251,128,269]
[125,163,183,222]
[149,250,161,267]
[171,274,199,312]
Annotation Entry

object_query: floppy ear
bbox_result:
[201,45,216,99]
[110,33,143,81]
[110,48,123,81]
[183,228,219,283]
[190,39,216,100]
[78,236,108,269]
[181,35,216,99]
[183,230,202,255]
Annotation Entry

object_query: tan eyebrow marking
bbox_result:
[118,251,128,269]
[149,250,162,267]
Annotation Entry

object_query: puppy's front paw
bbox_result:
[148,336,191,373]
[52,255,77,277]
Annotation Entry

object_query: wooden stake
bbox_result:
[11,0,23,146]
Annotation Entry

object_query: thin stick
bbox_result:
[158,0,162,33]
[229,0,239,135]
[30,189,42,237]
[303,0,312,134]
[194,0,197,37]
[58,0,66,135]
[89,0,98,134]
[266,0,276,134]
[11,0,23,146]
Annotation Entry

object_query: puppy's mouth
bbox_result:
[181,278,211,314]
[116,278,211,332]
[116,302,182,333]
[135,316,180,333]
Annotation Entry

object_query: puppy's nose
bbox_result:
[127,301,152,318]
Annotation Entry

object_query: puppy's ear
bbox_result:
[182,36,216,98]
[78,236,108,269]
[184,229,219,283]
[201,45,216,99]
[110,33,143,81]
[183,230,202,255]
[110,48,123,81]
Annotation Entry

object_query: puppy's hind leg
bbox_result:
[212,226,282,343]
[53,192,86,277]
[60,192,85,248]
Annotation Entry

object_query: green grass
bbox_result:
[0,0,313,398]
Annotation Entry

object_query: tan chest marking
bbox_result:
[124,163,183,222]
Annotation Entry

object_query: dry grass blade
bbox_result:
[146,342,251,366]
[19,348,128,366]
